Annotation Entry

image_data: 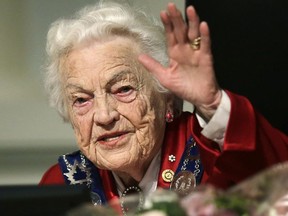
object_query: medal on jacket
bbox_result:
[170,136,203,197]
[170,171,196,197]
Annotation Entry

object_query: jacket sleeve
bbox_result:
[39,163,66,185]
[192,90,288,189]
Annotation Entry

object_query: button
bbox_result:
[162,169,174,183]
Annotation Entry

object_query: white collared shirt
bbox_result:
[112,150,161,198]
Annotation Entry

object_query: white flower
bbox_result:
[168,155,176,162]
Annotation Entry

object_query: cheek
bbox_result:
[118,98,148,127]
[131,93,166,127]
[125,95,166,149]
[70,111,93,148]
[73,101,93,116]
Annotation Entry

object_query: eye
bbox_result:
[112,85,137,103]
[73,97,90,107]
[115,86,134,96]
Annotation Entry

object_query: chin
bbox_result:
[100,157,139,171]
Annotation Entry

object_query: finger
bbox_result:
[186,6,200,41]
[199,21,211,54]
[160,10,176,46]
[167,3,188,44]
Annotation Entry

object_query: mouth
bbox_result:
[96,131,129,146]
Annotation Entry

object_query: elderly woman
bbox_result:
[40,0,288,214]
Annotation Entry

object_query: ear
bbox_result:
[166,93,183,119]
[166,93,174,112]
[164,94,174,123]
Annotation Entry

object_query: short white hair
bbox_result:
[44,0,182,121]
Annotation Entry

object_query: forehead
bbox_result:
[62,37,143,78]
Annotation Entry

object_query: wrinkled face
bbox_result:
[61,37,167,172]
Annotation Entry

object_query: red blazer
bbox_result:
[40,91,288,195]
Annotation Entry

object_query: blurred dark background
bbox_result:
[186,0,288,134]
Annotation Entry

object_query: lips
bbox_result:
[96,131,129,144]
[102,136,120,142]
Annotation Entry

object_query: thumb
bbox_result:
[138,54,167,79]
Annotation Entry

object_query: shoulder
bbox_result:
[39,163,65,185]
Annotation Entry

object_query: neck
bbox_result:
[118,173,139,188]
[114,146,162,188]
[114,159,151,188]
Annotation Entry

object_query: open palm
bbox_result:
[138,3,222,118]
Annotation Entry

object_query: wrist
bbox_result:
[196,90,222,121]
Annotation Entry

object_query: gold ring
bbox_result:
[190,37,201,50]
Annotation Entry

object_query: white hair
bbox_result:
[44,0,182,121]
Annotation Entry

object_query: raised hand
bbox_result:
[138,3,222,120]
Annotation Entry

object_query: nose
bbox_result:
[93,95,120,126]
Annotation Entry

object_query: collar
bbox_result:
[112,150,161,199]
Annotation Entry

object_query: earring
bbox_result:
[165,110,174,123]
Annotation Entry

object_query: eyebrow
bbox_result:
[65,83,85,91]
[64,83,94,96]
[106,70,137,87]
[65,70,138,91]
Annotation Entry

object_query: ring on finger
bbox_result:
[190,37,201,50]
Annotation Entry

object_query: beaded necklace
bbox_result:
[120,186,144,215]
